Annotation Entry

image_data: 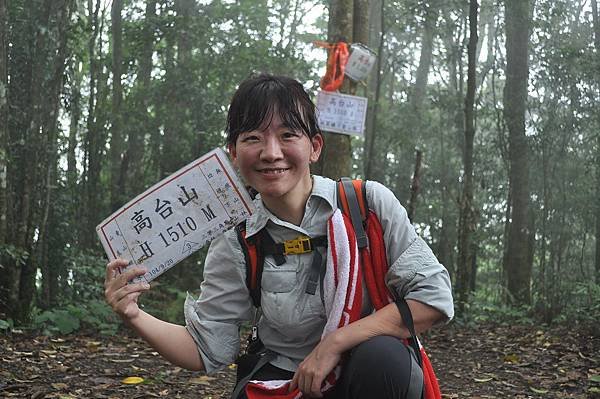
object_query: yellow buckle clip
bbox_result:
[283,236,312,255]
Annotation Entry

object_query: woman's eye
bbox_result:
[241,135,260,142]
[282,131,299,139]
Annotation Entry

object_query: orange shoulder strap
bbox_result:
[235,222,262,308]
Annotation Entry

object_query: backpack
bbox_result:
[235,178,442,399]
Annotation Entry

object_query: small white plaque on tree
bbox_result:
[96,148,254,283]
[316,90,368,136]
[345,43,377,82]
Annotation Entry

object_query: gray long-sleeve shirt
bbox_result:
[184,175,454,374]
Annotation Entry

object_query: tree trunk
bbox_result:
[364,0,384,180]
[160,0,194,178]
[84,0,103,249]
[0,0,7,246]
[591,0,600,284]
[411,1,438,112]
[457,0,479,310]
[122,0,156,196]
[39,0,72,309]
[109,0,124,211]
[314,0,358,179]
[437,115,454,281]
[503,0,532,305]
[406,149,423,222]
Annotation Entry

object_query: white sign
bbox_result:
[345,43,377,82]
[316,90,368,136]
[96,148,254,283]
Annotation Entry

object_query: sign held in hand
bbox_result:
[96,148,254,283]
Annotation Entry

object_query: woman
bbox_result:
[104,73,454,399]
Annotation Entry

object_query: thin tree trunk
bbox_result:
[122,0,156,196]
[539,116,550,315]
[364,0,384,180]
[438,111,454,280]
[406,149,423,222]
[84,0,102,249]
[39,0,72,309]
[411,1,438,111]
[0,0,7,245]
[457,0,479,310]
[591,0,600,284]
[503,0,533,305]
[109,0,124,211]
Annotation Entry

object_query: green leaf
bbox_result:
[0,319,10,330]
[589,375,600,383]
[50,310,80,334]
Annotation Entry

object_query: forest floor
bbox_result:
[1,322,598,399]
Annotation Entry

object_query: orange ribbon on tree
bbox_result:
[314,41,349,92]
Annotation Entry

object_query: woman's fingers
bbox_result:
[104,259,149,317]
[310,372,324,398]
[105,258,129,283]
[289,372,299,393]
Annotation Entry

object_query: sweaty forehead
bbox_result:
[254,110,295,132]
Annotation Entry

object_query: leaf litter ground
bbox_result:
[1,322,598,398]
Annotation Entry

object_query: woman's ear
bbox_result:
[228,143,238,167]
[309,134,324,163]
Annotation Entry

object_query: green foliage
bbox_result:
[559,282,600,324]
[0,244,30,266]
[32,300,119,335]
[455,289,535,327]
[139,284,191,325]
[66,250,111,302]
[0,318,14,332]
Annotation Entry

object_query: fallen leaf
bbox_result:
[51,383,68,390]
[121,376,145,384]
[590,375,600,383]
[189,375,216,385]
[110,358,135,363]
[530,387,549,394]
[228,364,237,370]
[474,377,493,383]
[504,354,519,363]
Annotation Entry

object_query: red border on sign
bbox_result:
[99,152,252,259]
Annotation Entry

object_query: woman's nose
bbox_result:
[260,135,283,161]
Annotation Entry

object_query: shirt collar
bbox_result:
[244,175,336,238]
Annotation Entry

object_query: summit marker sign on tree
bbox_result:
[316,90,368,136]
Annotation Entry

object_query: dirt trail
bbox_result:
[1,323,598,398]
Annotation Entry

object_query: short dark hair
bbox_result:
[225,73,321,146]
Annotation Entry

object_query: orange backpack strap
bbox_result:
[235,222,263,308]
[337,178,392,310]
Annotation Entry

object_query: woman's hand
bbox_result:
[104,259,150,321]
[289,333,342,398]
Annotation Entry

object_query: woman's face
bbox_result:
[229,113,323,204]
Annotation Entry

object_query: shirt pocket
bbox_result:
[261,267,297,293]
